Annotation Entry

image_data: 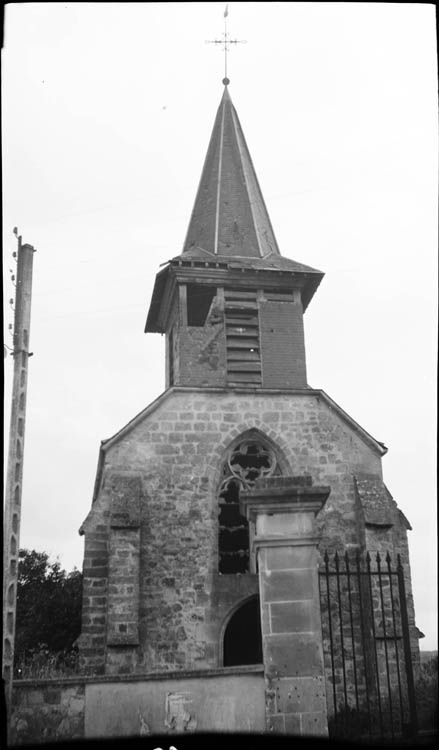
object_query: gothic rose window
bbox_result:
[218,439,279,574]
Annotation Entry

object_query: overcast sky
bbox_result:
[2,3,437,650]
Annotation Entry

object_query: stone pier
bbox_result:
[240,477,330,736]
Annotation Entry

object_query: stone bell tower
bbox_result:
[79,79,418,738]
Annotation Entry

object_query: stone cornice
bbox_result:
[240,483,330,522]
[12,664,264,689]
[252,536,321,551]
[96,387,387,458]
[146,262,323,332]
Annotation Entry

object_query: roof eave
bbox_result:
[145,260,324,331]
[315,389,388,456]
[145,265,171,333]
[301,273,324,311]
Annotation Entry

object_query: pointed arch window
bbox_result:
[218,438,280,574]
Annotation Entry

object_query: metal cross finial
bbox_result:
[206,4,246,84]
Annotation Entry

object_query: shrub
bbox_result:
[416,654,438,731]
[15,643,80,679]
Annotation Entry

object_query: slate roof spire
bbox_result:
[182,81,281,260]
[146,82,324,333]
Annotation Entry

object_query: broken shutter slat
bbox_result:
[225,289,261,385]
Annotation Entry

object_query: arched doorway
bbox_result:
[223,597,263,666]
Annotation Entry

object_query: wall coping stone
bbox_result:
[100,386,387,454]
[12,664,264,689]
[240,483,330,523]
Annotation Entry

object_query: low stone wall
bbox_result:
[10,678,85,745]
[10,665,265,744]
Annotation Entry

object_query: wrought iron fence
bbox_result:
[319,550,418,741]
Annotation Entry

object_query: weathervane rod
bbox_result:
[206,4,246,85]
[224,4,229,80]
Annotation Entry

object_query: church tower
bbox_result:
[78,80,420,737]
[146,83,322,392]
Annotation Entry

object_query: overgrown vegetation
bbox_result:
[14,549,82,678]
[416,653,438,732]
[327,654,438,739]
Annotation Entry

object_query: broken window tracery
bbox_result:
[218,439,279,574]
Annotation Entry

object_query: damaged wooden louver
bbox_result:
[224,290,261,385]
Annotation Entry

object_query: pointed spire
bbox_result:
[182,84,281,260]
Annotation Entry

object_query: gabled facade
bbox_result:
[78,83,420,737]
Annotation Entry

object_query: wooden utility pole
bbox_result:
[3,231,36,717]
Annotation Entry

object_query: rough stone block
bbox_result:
[274,676,326,714]
[44,688,61,705]
[266,545,314,571]
[257,511,314,537]
[270,600,314,634]
[264,633,324,677]
[284,713,301,735]
[260,602,270,634]
[261,569,314,602]
[267,713,285,734]
[301,711,328,736]
[83,566,108,578]
[27,690,44,706]
[69,697,85,715]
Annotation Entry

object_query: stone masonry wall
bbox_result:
[318,486,420,728]
[365,517,421,681]
[355,477,420,678]
[10,679,85,745]
[10,667,265,743]
[171,290,309,390]
[78,388,399,677]
[175,299,227,387]
[259,297,307,388]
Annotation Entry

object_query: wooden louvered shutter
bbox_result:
[225,290,262,385]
